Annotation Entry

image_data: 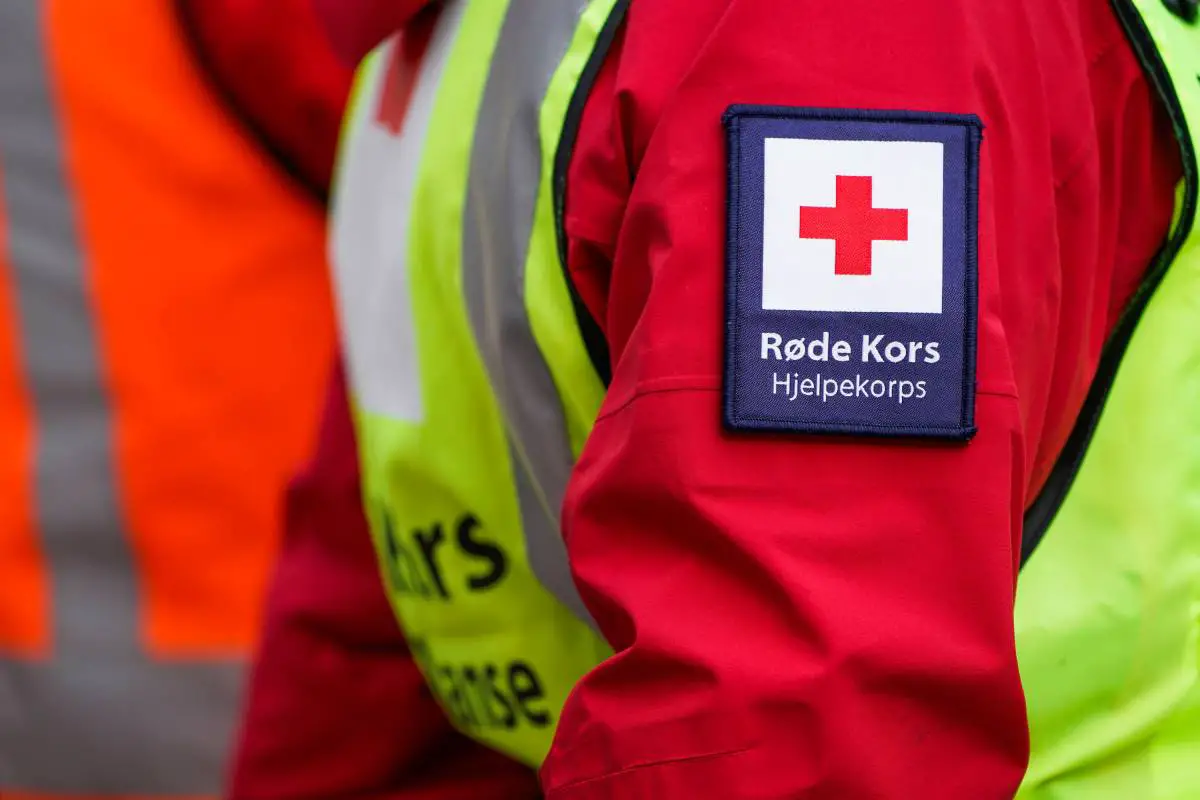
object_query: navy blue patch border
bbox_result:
[721,105,983,440]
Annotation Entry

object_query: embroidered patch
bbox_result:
[722,106,982,440]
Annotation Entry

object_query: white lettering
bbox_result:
[884,342,908,363]
[769,370,931,405]
[808,332,830,362]
[862,334,884,362]
[761,332,782,360]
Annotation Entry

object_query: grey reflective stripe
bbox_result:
[0,662,242,795]
[462,0,598,629]
[0,4,240,795]
[0,0,135,660]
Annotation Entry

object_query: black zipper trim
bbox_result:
[1021,0,1198,565]
[552,0,632,389]
[1161,0,1198,23]
[172,0,328,205]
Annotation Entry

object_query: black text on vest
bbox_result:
[409,637,552,732]
[379,507,509,600]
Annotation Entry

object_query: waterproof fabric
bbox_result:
[233,0,1185,797]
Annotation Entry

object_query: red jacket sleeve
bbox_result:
[228,361,540,800]
[174,0,353,197]
[541,1,1179,797]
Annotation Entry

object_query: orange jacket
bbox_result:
[0,1,348,797]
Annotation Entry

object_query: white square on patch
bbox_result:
[761,138,944,314]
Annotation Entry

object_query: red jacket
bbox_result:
[230,0,1182,797]
[176,0,354,197]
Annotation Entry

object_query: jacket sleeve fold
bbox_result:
[542,3,1032,796]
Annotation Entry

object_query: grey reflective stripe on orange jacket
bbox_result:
[0,3,240,795]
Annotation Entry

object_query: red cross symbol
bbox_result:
[375,9,442,135]
[798,175,909,276]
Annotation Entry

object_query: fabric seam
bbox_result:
[548,744,754,793]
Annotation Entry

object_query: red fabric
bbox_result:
[232,0,1182,797]
[540,0,1181,797]
[312,0,431,67]
[177,0,353,193]
[228,363,540,799]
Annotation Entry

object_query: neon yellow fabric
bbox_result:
[334,1,614,768]
[1015,3,1200,796]
[526,1,618,458]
